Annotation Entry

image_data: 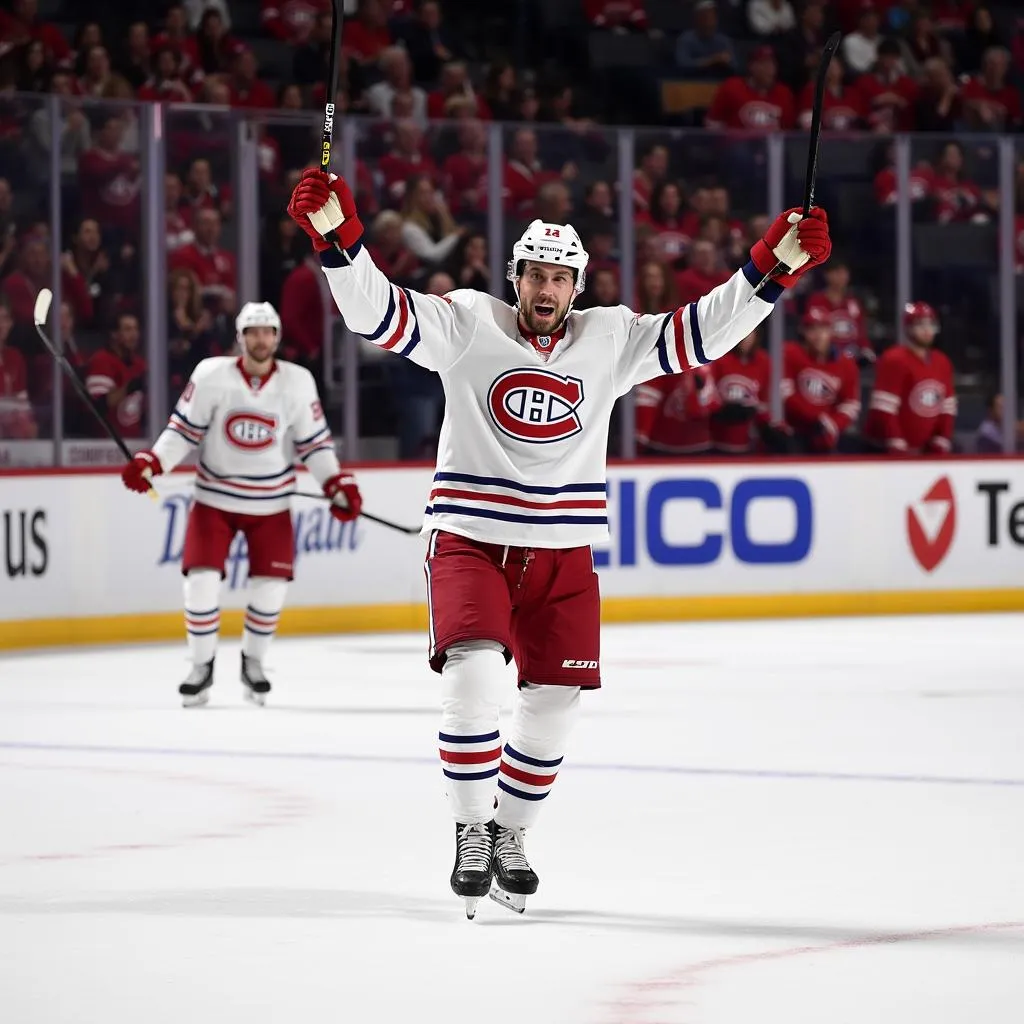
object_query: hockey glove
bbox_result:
[323,471,363,523]
[757,420,794,454]
[287,168,364,252]
[122,450,162,493]
[750,207,831,289]
[810,413,839,452]
[712,402,757,425]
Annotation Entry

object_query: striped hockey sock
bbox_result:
[241,577,288,663]
[183,568,221,665]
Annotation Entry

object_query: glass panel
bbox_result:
[0,92,51,464]
[164,103,239,423]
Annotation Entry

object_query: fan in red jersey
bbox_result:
[857,38,919,132]
[706,45,796,131]
[797,53,867,131]
[0,300,35,440]
[635,367,722,456]
[782,306,861,454]
[710,327,774,455]
[85,313,147,439]
[865,302,957,455]
[961,46,1023,132]
[804,260,872,363]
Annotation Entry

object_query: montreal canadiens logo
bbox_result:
[225,410,278,451]
[718,373,755,404]
[909,381,943,418]
[798,369,838,404]
[907,476,956,573]
[487,368,584,443]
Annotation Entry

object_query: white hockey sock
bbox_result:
[241,577,288,662]
[438,640,507,825]
[183,569,221,666]
[495,683,581,830]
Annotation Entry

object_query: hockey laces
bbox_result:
[458,822,492,871]
[494,826,530,872]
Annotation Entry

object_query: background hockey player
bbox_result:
[708,327,778,455]
[120,301,362,706]
[285,168,831,917]
[781,306,861,454]
[635,367,721,457]
[865,301,957,456]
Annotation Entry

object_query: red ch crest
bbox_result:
[487,369,584,443]
[907,476,956,573]
[225,410,279,451]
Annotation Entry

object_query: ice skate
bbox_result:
[451,821,494,920]
[490,823,539,914]
[179,660,214,707]
[240,653,271,706]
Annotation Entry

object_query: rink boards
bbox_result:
[1,459,1023,649]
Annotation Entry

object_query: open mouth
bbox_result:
[534,304,555,318]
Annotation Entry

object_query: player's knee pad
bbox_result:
[440,640,507,723]
[513,683,581,754]
[184,567,221,608]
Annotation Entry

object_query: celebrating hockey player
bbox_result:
[286,168,831,917]
[120,301,363,707]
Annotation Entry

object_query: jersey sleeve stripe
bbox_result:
[294,425,331,450]
[318,239,364,269]
[168,424,200,446]
[741,260,784,303]
[380,287,410,351]
[688,302,709,365]
[169,414,204,442]
[173,407,208,431]
[357,284,397,342]
[398,288,421,357]
[655,312,673,375]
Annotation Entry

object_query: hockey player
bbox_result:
[865,301,957,455]
[286,168,831,917]
[709,327,773,455]
[120,301,363,706]
[635,368,722,456]
[781,306,861,454]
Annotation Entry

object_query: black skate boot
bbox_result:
[451,821,494,920]
[240,653,271,706]
[490,823,539,914]
[179,660,214,708]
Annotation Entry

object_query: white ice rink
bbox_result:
[1,615,1022,1023]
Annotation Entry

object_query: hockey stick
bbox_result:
[749,31,842,298]
[293,492,421,535]
[317,0,352,261]
[33,288,157,499]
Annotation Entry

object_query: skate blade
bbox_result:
[464,897,481,920]
[488,882,527,914]
[181,690,210,708]
[242,687,266,707]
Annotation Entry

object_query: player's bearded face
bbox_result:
[518,262,575,334]
[242,326,278,364]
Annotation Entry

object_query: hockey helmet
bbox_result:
[902,301,939,333]
[801,306,831,329]
[236,301,281,348]
[507,220,590,303]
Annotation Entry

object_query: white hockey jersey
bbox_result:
[322,245,783,547]
[151,356,340,515]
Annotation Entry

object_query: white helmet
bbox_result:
[235,301,281,348]
[507,219,589,304]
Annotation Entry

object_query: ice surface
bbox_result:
[1,615,1022,1023]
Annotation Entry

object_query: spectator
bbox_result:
[292,9,336,86]
[836,0,896,33]
[587,268,621,307]
[904,11,948,77]
[634,259,679,314]
[675,1,736,78]
[675,239,729,304]
[1011,17,1024,78]
[914,58,962,133]
[402,0,458,84]
[632,142,668,213]
[268,84,312,172]
[400,174,463,267]
[842,3,882,75]
[0,299,35,441]
[367,210,420,284]
[857,37,918,132]
[183,0,232,30]
[194,7,238,77]
[798,53,866,130]
[748,0,796,37]
[115,21,151,90]
[585,0,648,30]
[3,236,92,328]
[183,157,231,222]
[16,38,50,93]
[777,0,826,91]
[710,328,773,454]
[138,46,194,103]
[441,120,488,218]
[0,0,70,65]
[30,300,89,430]
[63,218,112,327]
[70,22,102,76]
[865,302,956,455]
[79,45,126,97]
[974,393,1024,453]
[873,140,934,208]
[516,86,540,123]
[262,0,330,44]
[167,267,215,392]
[804,260,871,362]
[343,0,392,65]
[228,48,276,110]
[278,250,335,366]
[427,61,490,120]
[535,180,573,225]
[583,180,614,225]
[961,47,1022,133]
[379,120,437,207]
[958,6,1003,74]
[781,307,861,455]
[260,214,306,307]
[635,369,722,456]
[584,224,618,280]
[165,174,195,253]
[366,46,428,122]
[705,46,796,131]
[482,60,518,121]
[151,3,201,88]
[78,115,140,238]
[30,70,91,178]
[930,0,974,34]
[84,312,147,440]
[447,232,490,292]
[0,188,14,283]
[929,141,988,225]
[169,208,237,314]
[504,128,560,218]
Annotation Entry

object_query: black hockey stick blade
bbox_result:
[294,491,420,535]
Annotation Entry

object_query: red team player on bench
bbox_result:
[121,302,362,707]
[284,167,831,917]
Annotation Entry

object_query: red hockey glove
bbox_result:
[323,471,363,523]
[750,207,831,289]
[121,450,162,493]
[286,168,364,252]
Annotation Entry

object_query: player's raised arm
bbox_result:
[613,207,831,394]
[286,169,470,374]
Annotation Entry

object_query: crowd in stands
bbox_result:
[0,0,1021,456]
